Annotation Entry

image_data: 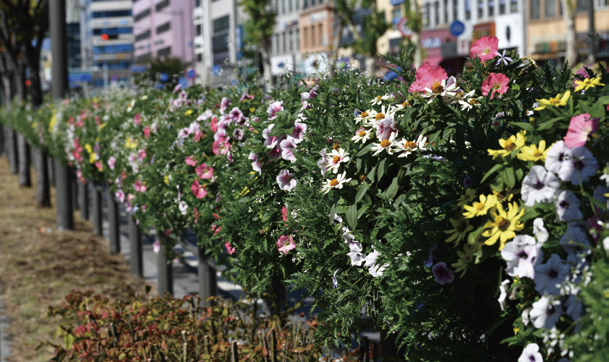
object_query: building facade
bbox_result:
[270,0,302,81]
[132,0,196,65]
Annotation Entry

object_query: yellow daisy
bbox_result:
[463,194,498,219]
[482,202,524,250]
[574,77,604,92]
[444,217,474,246]
[534,91,570,110]
[517,140,549,162]
[492,189,515,203]
[457,188,477,208]
[487,131,527,160]
[451,244,476,277]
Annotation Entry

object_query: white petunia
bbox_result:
[557,146,598,185]
[280,136,298,163]
[555,190,583,222]
[518,343,543,362]
[501,235,543,279]
[179,201,188,215]
[276,169,297,191]
[533,218,549,244]
[376,115,397,141]
[545,141,570,174]
[534,254,569,296]
[347,242,365,266]
[530,295,563,329]
[521,165,561,207]
[498,279,511,311]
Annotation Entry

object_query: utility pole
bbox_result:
[50,0,74,230]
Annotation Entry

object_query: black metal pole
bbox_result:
[91,183,103,236]
[53,158,74,230]
[71,171,79,211]
[588,0,596,64]
[107,188,120,255]
[198,245,217,304]
[129,215,143,278]
[157,232,174,296]
[78,180,89,220]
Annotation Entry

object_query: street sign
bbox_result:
[450,20,465,37]
[185,68,196,80]
[397,18,412,38]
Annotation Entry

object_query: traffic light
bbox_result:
[100,34,118,41]
[101,33,109,41]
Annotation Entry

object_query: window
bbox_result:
[135,30,151,41]
[599,0,609,8]
[434,1,439,24]
[282,32,286,52]
[488,0,494,15]
[93,44,133,54]
[197,53,203,61]
[499,0,506,14]
[545,0,556,17]
[318,23,323,47]
[296,29,300,50]
[465,0,471,19]
[289,0,293,12]
[510,0,518,13]
[282,0,286,13]
[444,0,448,23]
[289,30,294,51]
[213,16,230,33]
[453,0,458,20]
[530,0,540,19]
[94,61,131,70]
[93,27,133,35]
[477,0,483,18]
[195,0,201,6]
[156,22,171,34]
[92,10,131,18]
[156,0,170,11]
[158,46,171,57]
[196,24,202,36]
[425,3,431,26]
[311,25,315,47]
[576,0,589,12]
[392,7,401,30]
[134,9,150,22]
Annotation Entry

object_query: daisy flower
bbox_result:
[487,131,526,160]
[444,217,474,246]
[534,91,570,110]
[396,134,427,158]
[482,201,525,250]
[327,148,350,174]
[370,132,397,156]
[517,140,550,162]
[322,172,352,194]
[462,194,498,219]
[574,77,604,92]
[351,127,373,143]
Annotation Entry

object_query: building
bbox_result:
[377,0,412,57]
[270,0,302,82]
[132,0,196,65]
[527,0,609,66]
[81,0,134,87]
[298,0,336,74]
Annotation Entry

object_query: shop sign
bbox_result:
[472,22,495,42]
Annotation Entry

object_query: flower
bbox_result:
[501,235,542,279]
[364,248,387,277]
[277,169,297,191]
[408,62,448,94]
[563,113,600,148]
[191,179,207,199]
[291,122,307,143]
[535,90,570,110]
[574,77,604,92]
[396,134,427,158]
[495,49,514,66]
[452,244,476,277]
[179,201,188,215]
[555,190,582,222]
[470,36,499,61]
[185,156,197,166]
[521,165,561,207]
[322,172,352,194]
[347,242,365,266]
[463,194,498,218]
[249,152,262,173]
[530,296,563,329]
[557,146,598,185]
[220,97,231,113]
[134,180,147,193]
[560,224,591,256]
[267,101,284,120]
[225,242,235,255]
[317,148,330,176]
[518,343,543,362]
[280,137,298,163]
[498,279,511,311]
[482,202,525,250]
[276,235,295,254]
[444,217,474,245]
[327,148,350,174]
[115,189,125,203]
[534,254,569,296]
[153,240,160,254]
[545,141,569,174]
[351,127,372,143]
[262,124,278,148]
[487,131,526,160]
[108,156,116,170]
[375,115,397,141]
[517,140,549,162]
[533,218,549,243]
[370,132,398,156]
[481,73,509,99]
[431,262,455,285]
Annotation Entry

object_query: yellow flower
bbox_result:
[85,144,93,154]
[163,175,170,185]
[492,189,514,203]
[482,202,524,250]
[517,140,549,162]
[456,188,477,208]
[534,91,570,110]
[487,131,526,160]
[89,152,96,164]
[250,107,256,113]
[463,194,498,219]
[99,122,107,130]
[125,137,137,149]
[184,109,193,116]
[49,111,57,132]
[444,217,474,245]
[451,244,476,277]
[574,77,604,92]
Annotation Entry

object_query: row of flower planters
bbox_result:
[2,36,609,360]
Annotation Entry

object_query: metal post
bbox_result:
[198,245,218,304]
[48,155,55,187]
[50,0,69,100]
[71,171,79,211]
[107,188,120,255]
[54,159,74,230]
[157,232,174,296]
[129,215,143,278]
[78,180,89,220]
[91,183,103,236]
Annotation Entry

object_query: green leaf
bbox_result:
[481,163,504,184]
[384,175,400,200]
[355,183,370,203]
[499,167,516,188]
[356,143,374,156]
[377,158,386,182]
[509,122,534,133]
[346,204,358,230]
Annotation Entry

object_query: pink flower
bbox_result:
[564,113,600,148]
[134,113,141,125]
[211,224,222,236]
[134,180,147,193]
[228,107,244,123]
[277,169,297,191]
[212,140,230,155]
[225,242,236,255]
[191,179,207,199]
[282,206,288,222]
[267,147,282,161]
[95,161,103,171]
[195,163,214,179]
[431,262,455,285]
[481,73,510,99]
[194,130,205,142]
[108,156,116,170]
[194,207,199,224]
[143,126,151,138]
[276,235,296,254]
[408,62,448,93]
[280,137,297,163]
[115,189,125,203]
[138,149,146,161]
[210,117,219,132]
[291,122,307,143]
[267,101,284,120]
[220,97,231,114]
[185,156,197,166]
[153,240,160,254]
[470,36,499,61]
[263,124,278,148]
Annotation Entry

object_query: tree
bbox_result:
[240,0,276,89]
[560,0,578,66]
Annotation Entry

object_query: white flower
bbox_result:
[267,101,283,120]
[280,136,298,163]
[545,141,570,174]
[530,295,563,329]
[179,201,188,215]
[364,248,388,277]
[376,115,397,141]
[249,152,262,174]
[347,242,365,266]
[521,165,561,207]
[291,122,307,143]
[501,235,543,279]
[370,132,398,156]
[317,148,330,176]
[555,190,583,222]
[327,148,350,174]
[369,94,392,105]
[498,279,511,311]
[262,124,278,148]
[518,343,543,362]
[560,224,591,256]
[557,146,598,185]
[603,237,609,255]
[351,127,373,143]
[533,218,549,244]
[396,134,427,158]
[276,169,297,191]
[322,172,352,194]
[534,254,569,296]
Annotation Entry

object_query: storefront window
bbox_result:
[488,0,494,15]
[545,0,556,17]
[477,0,483,18]
[530,0,540,19]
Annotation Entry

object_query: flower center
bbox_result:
[376,96,382,100]
[533,149,543,157]
[492,83,502,90]
[360,111,368,118]
[468,99,479,104]
[497,217,511,231]
[403,101,410,107]
[548,96,561,106]
[404,141,417,150]
[329,179,339,187]
[431,82,444,93]
[358,130,367,137]
[375,113,385,121]
[380,140,391,148]
[332,155,341,163]
[475,203,485,211]
[504,140,517,152]
[548,269,558,278]
[495,191,507,201]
